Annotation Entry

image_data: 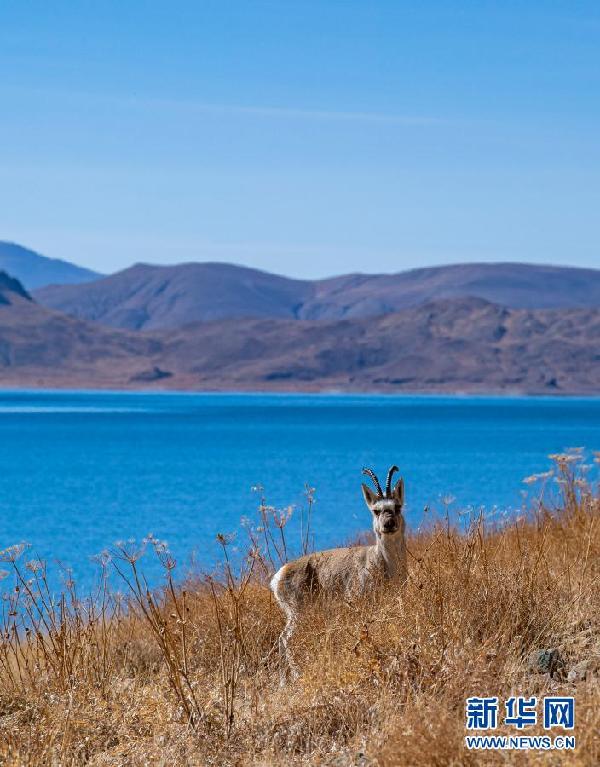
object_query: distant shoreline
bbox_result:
[0,383,598,398]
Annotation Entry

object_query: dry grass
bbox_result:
[1,451,599,766]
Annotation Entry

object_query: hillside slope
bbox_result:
[2,282,599,393]
[0,242,102,289]
[0,270,32,305]
[305,261,600,318]
[154,298,600,393]
[0,276,159,381]
[34,262,312,329]
[35,261,600,330]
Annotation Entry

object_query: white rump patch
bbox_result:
[270,566,284,597]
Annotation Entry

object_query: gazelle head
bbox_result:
[361,465,405,539]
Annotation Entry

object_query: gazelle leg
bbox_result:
[271,569,301,684]
[278,614,299,685]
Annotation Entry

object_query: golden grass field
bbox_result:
[1,451,599,766]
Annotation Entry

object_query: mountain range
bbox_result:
[0,242,598,394]
[34,260,600,330]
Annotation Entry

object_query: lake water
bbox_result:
[0,390,598,588]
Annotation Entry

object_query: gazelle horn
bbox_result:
[386,465,399,497]
[362,467,383,498]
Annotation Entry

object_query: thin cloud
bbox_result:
[180,102,446,126]
[1,84,446,127]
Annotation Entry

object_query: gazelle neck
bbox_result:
[374,530,406,580]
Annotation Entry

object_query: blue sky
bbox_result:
[1,1,599,277]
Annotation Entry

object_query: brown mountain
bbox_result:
[34,262,312,330]
[2,274,598,394]
[305,262,600,318]
[0,274,159,383]
[34,261,600,331]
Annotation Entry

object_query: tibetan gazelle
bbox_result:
[271,465,407,681]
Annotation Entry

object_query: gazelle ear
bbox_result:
[361,483,377,507]
[393,478,404,506]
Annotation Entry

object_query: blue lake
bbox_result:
[0,391,598,587]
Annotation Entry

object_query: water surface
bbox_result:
[0,391,598,586]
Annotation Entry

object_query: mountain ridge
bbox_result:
[34,260,600,330]
[0,242,102,290]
